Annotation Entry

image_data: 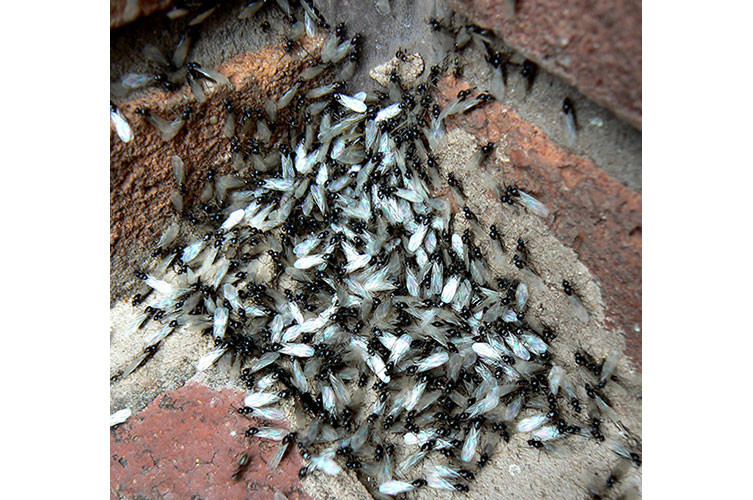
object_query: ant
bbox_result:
[231,453,251,481]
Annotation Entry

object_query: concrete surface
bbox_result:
[110,1,642,498]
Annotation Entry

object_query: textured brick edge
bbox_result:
[449,0,641,129]
[110,39,322,302]
[439,76,641,368]
[110,383,312,500]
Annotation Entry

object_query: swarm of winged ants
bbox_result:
[110,1,641,498]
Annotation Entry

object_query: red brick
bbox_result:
[111,383,311,500]
[439,76,642,368]
[110,41,321,301]
[448,0,642,129]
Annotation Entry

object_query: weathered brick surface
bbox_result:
[449,0,641,129]
[439,76,641,368]
[111,383,311,500]
[110,41,319,302]
[111,0,173,29]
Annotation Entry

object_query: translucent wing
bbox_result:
[294,254,326,269]
[254,427,287,440]
[196,346,229,371]
[144,44,169,66]
[473,342,503,363]
[375,103,402,122]
[368,352,391,383]
[110,106,133,143]
[548,366,564,395]
[531,425,563,441]
[408,224,428,252]
[336,93,367,113]
[517,413,548,432]
[311,450,342,475]
[521,333,547,355]
[515,282,529,310]
[188,6,217,26]
[110,408,131,427]
[427,476,456,490]
[221,209,246,230]
[244,391,281,408]
[171,155,184,185]
[461,425,480,462]
[173,34,191,67]
[195,65,231,86]
[379,480,413,495]
[267,441,289,470]
[239,1,266,19]
[505,333,530,360]
[517,190,550,217]
[600,349,621,383]
[121,73,155,89]
[213,307,228,339]
[441,275,461,303]
[416,351,449,372]
[279,343,315,357]
[387,334,412,365]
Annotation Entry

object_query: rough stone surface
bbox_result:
[110,39,321,304]
[448,0,642,129]
[111,0,173,29]
[110,383,312,500]
[369,53,425,87]
[438,75,641,368]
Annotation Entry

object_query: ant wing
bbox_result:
[121,72,155,89]
[273,0,292,19]
[196,345,229,371]
[255,427,288,441]
[188,74,207,103]
[173,33,191,67]
[460,425,480,462]
[267,441,289,470]
[517,190,550,217]
[110,408,131,427]
[378,480,413,495]
[336,93,367,114]
[600,349,621,383]
[516,413,548,433]
[375,103,402,122]
[188,6,216,26]
[279,342,315,358]
[144,44,169,67]
[562,107,577,147]
[311,450,343,475]
[171,155,184,185]
[239,1,267,20]
[110,106,133,143]
[146,111,185,142]
[195,65,231,86]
